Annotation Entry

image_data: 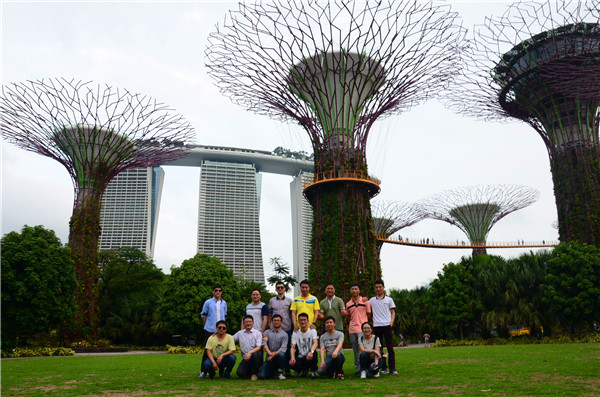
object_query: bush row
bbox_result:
[433,333,600,347]
[2,347,75,358]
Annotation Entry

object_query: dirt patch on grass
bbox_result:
[421,359,486,365]
[424,383,468,396]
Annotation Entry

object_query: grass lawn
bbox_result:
[2,344,599,396]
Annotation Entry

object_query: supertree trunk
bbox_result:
[68,187,104,337]
[310,181,380,299]
[550,145,600,246]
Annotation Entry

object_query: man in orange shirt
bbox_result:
[345,283,371,374]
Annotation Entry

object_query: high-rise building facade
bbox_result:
[290,171,314,296]
[197,160,264,283]
[99,166,165,257]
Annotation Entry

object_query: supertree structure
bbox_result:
[446,1,600,247]
[1,78,194,337]
[422,185,540,255]
[206,0,464,297]
[371,200,426,266]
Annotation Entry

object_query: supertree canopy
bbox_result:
[446,1,600,247]
[371,200,426,267]
[1,78,195,337]
[206,0,465,298]
[422,185,540,255]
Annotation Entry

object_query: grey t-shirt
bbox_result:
[319,330,345,358]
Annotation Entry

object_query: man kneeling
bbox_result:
[200,320,236,379]
[259,314,289,379]
[233,315,263,380]
[318,316,345,379]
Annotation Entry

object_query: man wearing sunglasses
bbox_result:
[199,284,228,377]
[269,282,293,376]
[200,320,236,379]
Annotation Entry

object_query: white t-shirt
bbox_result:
[291,328,318,358]
[369,295,396,327]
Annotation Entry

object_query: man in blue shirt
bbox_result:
[199,284,227,377]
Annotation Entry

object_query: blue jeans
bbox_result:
[359,352,384,374]
[317,354,345,377]
[258,352,288,379]
[201,354,236,378]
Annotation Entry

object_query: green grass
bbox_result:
[2,344,599,396]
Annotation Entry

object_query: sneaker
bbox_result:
[360,371,367,379]
[278,372,286,380]
[251,374,258,381]
[222,373,231,379]
[198,372,207,379]
[310,370,318,379]
[380,369,389,375]
[290,371,300,378]
[374,372,380,378]
[209,373,215,380]
[336,373,344,380]
[390,370,398,375]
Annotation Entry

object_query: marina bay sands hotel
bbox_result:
[99,144,314,286]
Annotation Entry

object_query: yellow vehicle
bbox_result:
[508,326,531,337]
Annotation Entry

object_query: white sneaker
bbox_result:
[360,371,367,379]
[278,373,286,380]
[390,370,398,375]
[380,369,389,375]
[310,370,318,379]
[374,372,380,378]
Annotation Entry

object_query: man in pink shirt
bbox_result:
[345,283,371,374]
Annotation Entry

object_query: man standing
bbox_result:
[199,320,236,379]
[319,284,346,333]
[318,316,345,380]
[233,315,263,381]
[243,289,269,334]
[259,314,289,380]
[369,279,397,375]
[200,285,227,375]
[291,280,320,331]
[289,312,319,378]
[345,283,371,374]
[269,281,293,375]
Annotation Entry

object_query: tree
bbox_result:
[543,243,600,332]
[98,247,165,345]
[389,287,431,341]
[1,225,77,349]
[156,254,244,337]
[266,257,297,292]
[426,261,481,339]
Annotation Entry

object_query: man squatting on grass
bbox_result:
[233,315,263,380]
[200,320,236,379]
[318,316,345,379]
[289,312,319,378]
[259,314,288,380]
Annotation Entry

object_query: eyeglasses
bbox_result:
[276,286,285,290]
[217,326,227,330]
[213,289,222,292]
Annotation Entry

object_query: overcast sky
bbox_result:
[2,1,561,292]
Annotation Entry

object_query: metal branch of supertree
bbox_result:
[422,185,540,255]
[1,78,195,187]
[371,200,427,238]
[206,0,466,167]
[1,77,195,339]
[445,0,600,247]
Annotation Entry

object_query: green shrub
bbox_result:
[2,347,75,358]
[433,333,600,347]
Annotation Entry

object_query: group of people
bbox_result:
[198,279,398,381]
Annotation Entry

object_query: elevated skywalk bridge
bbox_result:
[376,234,558,249]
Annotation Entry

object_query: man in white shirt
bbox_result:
[368,279,397,375]
[289,312,319,378]
[233,315,263,380]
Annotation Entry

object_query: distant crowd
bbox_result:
[198,279,398,380]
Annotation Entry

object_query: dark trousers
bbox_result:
[236,351,263,377]
[258,352,287,379]
[201,355,236,378]
[318,354,345,377]
[359,352,385,373]
[373,325,395,371]
[291,354,318,373]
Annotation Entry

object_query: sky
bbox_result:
[2,1,561,292]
